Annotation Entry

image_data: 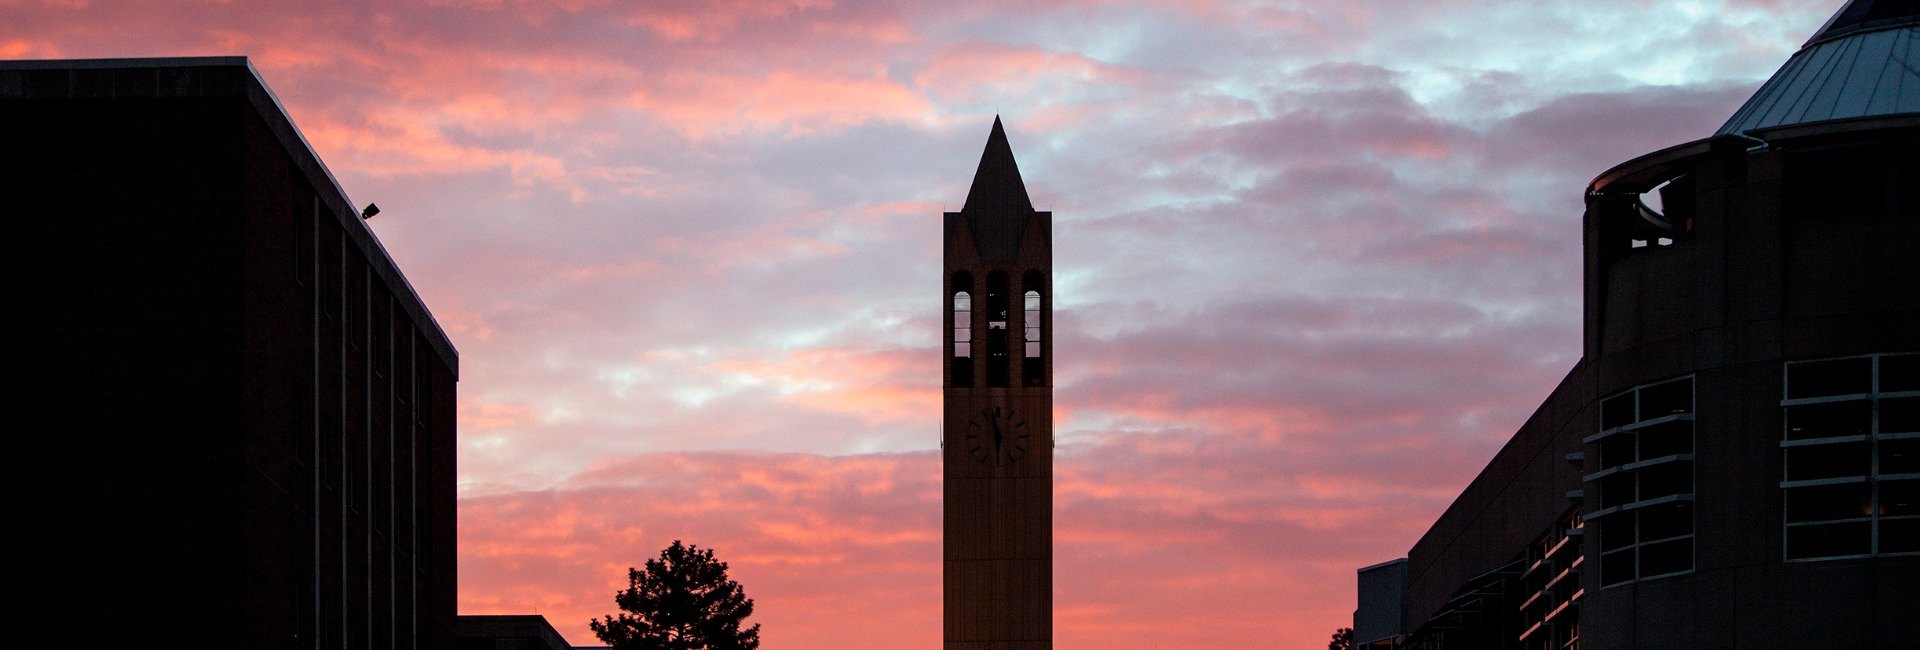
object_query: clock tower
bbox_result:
[944,117,1052,649]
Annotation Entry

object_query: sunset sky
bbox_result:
[7,0,1842,647]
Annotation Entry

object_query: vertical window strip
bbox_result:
[1022,287,1043,387]
[951,272,974,388]
[1023,291,1041,358]
[1590,376,1695,587]
[953,291,972,359]
[986,271,1010,387]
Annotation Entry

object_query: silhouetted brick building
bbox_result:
[1356,1,1919,648]
[5,57,458,648]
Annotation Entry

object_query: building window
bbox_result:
[985,270,1010,388]
[951,272,973,387]
[1586,376,1694,586]
[1022,291,1040,357]
[1630,174,1695,249]
[1022,269,1044,387]
[1517,508,1583,649]
[1782,353,1919,560]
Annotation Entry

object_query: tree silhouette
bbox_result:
[1328,626,1354,650]
[590,540,761,650]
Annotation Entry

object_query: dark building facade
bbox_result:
[458,615,582,650]
[1358,2,1919,648]
[944,118,1054,648]
[5,58,459,647]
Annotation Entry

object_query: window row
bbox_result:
[1782,353,1920,560]
[1583,355,1919,582]
[950,270,1046,387]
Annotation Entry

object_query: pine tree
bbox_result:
[590,541,761,650]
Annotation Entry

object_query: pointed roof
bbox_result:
[962,116,1036,216]
[956,116,1043,265]
[1716,0,1919,135]
[1806,0,1920,46]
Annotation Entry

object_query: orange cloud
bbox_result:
[462,437,1441,648]
[461,401,539,430]
[462,451,943,646]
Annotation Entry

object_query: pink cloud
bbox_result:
[707,347,939,425]
[626,70,938,138]
[916,42,1147,104]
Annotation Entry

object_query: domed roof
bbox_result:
[1716,0,1919,135]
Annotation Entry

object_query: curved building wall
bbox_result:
[1390,3,1920,646]
[1575,119,1920,647]
[1400,118,1919,649]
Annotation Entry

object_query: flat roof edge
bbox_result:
[3,57,461,376]
[233,66,464,376]
[0,56,251,70]
[1358,557,1408,573]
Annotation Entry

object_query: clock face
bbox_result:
[965,406,1030,466]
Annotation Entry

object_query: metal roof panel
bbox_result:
[1718,22,1920,135]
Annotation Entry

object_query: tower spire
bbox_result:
[962,116,1035,217]
[958,117,1041,265]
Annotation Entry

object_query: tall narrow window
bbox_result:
[1782,353,1919,560]
[1023,269,1044,387]
[1587,376,1695,586]
[986,271,1009,387]
[951,272,973,387]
